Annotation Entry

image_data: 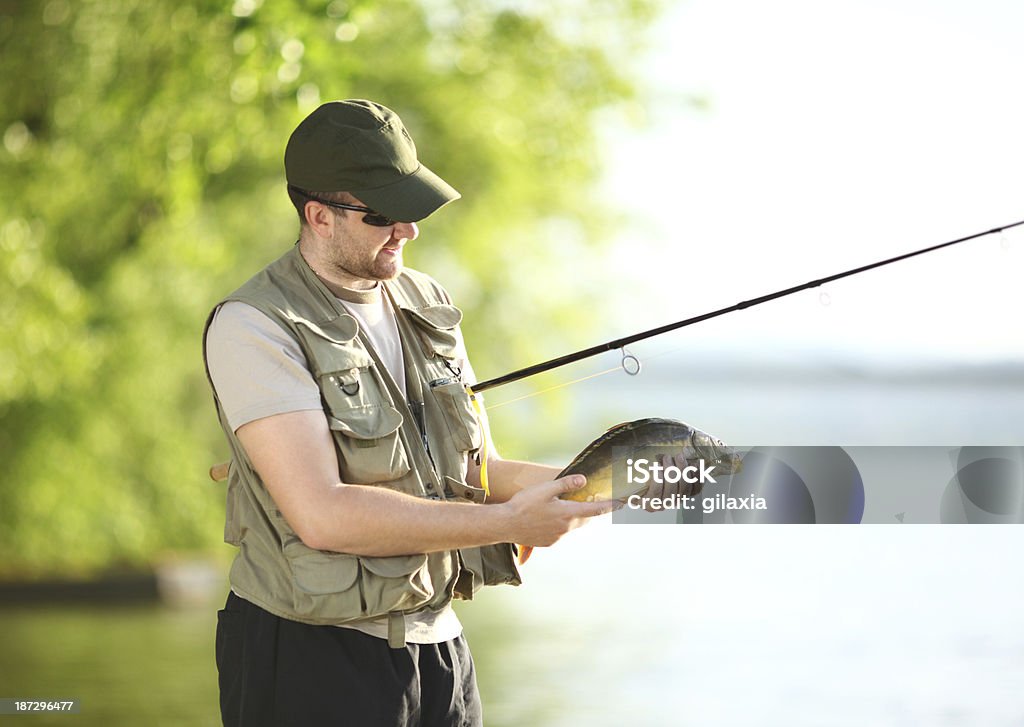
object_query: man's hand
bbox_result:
[499,475,617,547]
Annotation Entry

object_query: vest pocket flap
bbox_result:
[297,315,360,345]
[404,304,463,330]
[297,318,372,376]
[359,553,429,579]
[285,547,361,595]
[328,405,403,440]
[403,305,463,358]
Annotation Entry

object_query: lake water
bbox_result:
[466,523,1024,727]
[0,603,220,726]
[4,525,1022,726]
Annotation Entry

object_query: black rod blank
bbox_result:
[470,218,1024,394]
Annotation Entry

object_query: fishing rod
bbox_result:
[470,218,1024,395]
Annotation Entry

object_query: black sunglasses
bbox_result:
[288,185,396,227]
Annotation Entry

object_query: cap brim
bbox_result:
[351,164,461,223]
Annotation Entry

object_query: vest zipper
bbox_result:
[409,399,441,499]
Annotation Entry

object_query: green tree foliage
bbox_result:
[0,0,660,575]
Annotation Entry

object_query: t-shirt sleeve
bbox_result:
[205,301,324,432]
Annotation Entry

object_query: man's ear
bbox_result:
[304,200,334,238]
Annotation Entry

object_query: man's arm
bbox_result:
[466,451,561,504]
[236,409,614,557]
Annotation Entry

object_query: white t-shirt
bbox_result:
[205,282,476,644]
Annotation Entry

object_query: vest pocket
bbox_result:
[297,320,411,484]
[285,540,441,618]
[429,381,482,453]
[401,305,482,455]
[359,554,435,612]
[456,543,522,596]
[284,542,364,618]
[476,543,522,587]
[297,317,386,413]
[327,405,410,484]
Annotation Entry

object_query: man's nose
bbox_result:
[393,221,418,241]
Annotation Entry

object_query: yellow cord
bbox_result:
[466,386,490,497]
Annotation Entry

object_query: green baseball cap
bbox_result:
[285,99,461,222]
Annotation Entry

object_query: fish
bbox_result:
[517,417,742,564]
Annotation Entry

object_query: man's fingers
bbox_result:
[545,474,587,497]
[539,474,617,516]
[564,497,620,519]
[547,475,619,515]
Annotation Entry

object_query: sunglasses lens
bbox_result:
[362,213,395,227]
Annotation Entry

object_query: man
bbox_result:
[203,99,614,726]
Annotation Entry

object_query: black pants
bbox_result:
[216,592,483,727]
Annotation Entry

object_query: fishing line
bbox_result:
[483,364,623,411]
[484,348,644,411]
[482,337,708,412]
[471,218,1024,396]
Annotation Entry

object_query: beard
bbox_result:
[327,229,404,283]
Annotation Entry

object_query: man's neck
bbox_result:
[298,239,381,303]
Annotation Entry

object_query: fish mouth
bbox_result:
[725,453,744,474]
[708,450,743,475]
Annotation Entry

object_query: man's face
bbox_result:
[322,193,419,286]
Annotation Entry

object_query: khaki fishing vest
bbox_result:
[202,244,520,646]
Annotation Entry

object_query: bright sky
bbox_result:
[600,0,1024,363]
